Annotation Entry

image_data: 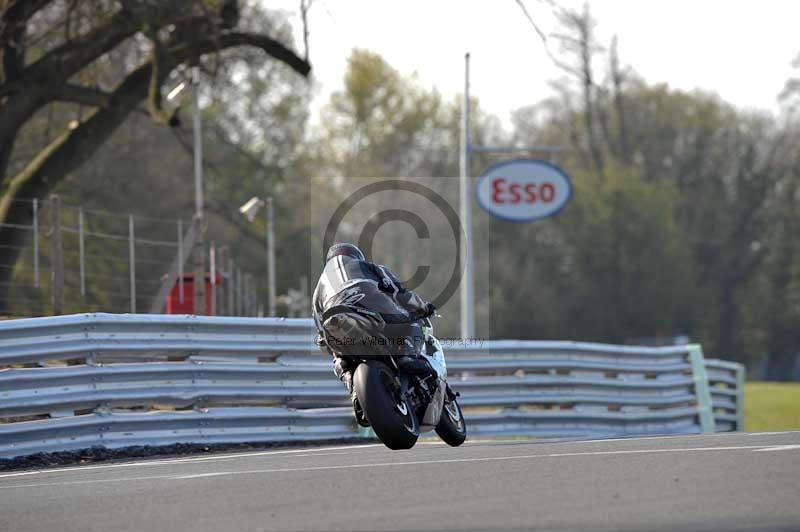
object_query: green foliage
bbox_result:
[561,165,694,342]
[314,49,507,179]
[485,162,695,343]
[316,49,457,177]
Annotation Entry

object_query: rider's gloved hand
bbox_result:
[420,303,436,319]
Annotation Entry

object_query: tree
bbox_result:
[562,166,695,342]
[0,0,311,309]
[513,4,800,368]
[314,49,451,178]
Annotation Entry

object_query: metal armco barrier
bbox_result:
[0,314,745,459]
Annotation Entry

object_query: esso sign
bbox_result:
[475,159,573,222]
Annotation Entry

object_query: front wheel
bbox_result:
[354,361,419,450]
[435,396,467,447]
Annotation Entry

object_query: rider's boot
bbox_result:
[396,355,434,375]
[342,370,370,428]
[445,381,460,401]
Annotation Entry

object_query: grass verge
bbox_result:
[744,382,800,432]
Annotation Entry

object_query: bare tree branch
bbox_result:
[55,83,114,107]
[1,26,310,220]
[300,0,313,61]
[0,0,53,45]
[609,35,630,162]
[514,0,582,77]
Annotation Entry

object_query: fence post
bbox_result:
[300,275,308,315]
[243,273,250,316]
[193,218,205,315]
[209,242,216,316]
[78,207,85,296]
[177,219,184,304]
[687,344,715,433]
[128,214,136,313]
[227,257,235,316]
[49,195,64,315]
[236,267,243,316]
[248,274,256,316]
[217,246,228,315]
[148,220,196,314]
[250,275,257,316]
[32,198,39,288]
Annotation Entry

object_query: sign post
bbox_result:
[459,54,474,339]
[459,53,564,340]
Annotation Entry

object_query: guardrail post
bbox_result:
[735,363,746,431]
[358,426,376,438]
[687,344,715,433]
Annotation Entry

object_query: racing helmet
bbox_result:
[325,243,365,263]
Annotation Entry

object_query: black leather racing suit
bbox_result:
[312,254,435,390]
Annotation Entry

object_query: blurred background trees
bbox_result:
[1,2,798,379]
[0,0,310,311]
[501,5,800,378]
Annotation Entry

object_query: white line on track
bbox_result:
[0,444,784,490]
[3,433,797,483]
[573,430,800,444]
[0,444,385,480]
[0,440,524,481]
[753,445,800,452]
[171,472,232,480]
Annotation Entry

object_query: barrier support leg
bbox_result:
[687,344,715,434]
[735,363,746,431]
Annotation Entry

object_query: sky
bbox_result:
[269,0,800,128]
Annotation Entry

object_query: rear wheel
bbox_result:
[354,361,419,450]
[435,397,466,447]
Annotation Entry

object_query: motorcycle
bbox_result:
[352,317,467,450]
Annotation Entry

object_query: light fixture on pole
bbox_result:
[238,195,277,316]
[167,68,206,315]
[239,197,264,221]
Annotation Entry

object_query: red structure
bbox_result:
[166,273,221,315]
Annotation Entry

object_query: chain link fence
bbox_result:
[1,196,277,318]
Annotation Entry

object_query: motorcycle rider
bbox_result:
[312,243,436,422]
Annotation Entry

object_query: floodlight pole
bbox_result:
[266,196,276,316]
[192,66,206,315]
[459,53,475,340]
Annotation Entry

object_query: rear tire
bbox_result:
[354,361,419,450]
[435,397,467,447]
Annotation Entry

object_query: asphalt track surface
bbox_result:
[1,431,799,532]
